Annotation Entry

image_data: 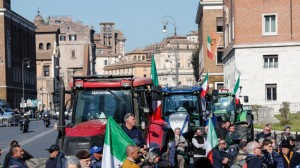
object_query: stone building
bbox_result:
[103,49,150,77]
[34,11,60,110]
[153,33,199,86]
[47,16,95,91]
[95,22,126,75]
[195,0,224,90]
[222,0,300,110]
[0,0,36,108]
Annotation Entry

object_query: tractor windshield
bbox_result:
[212,95,234,111]
[73,90,132,124]
[163,94,200,116]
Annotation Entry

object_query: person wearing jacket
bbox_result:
[290,140,300,168]
[245,141,263,168]
[8,144,29,168]
[45,144,67,168]
[174,127,188,168]
[3,140,33,168]
[212,139,230,168]
[279,140,294,168]
[261,139,284,168]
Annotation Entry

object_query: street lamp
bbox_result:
[161,15,179,86]
[22,58,31,113]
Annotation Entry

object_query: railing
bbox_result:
[261,102,300,114]
[254,130,299,144]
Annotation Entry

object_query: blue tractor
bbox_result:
[161,85,208,138]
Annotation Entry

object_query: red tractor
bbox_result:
[56,75,169,155]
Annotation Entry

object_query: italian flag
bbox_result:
[151,55,159,86]
[102,117,135,168]
[233,75,240,104]
[200,72,209,98]
[206,117,218,164]
[207,35,214,60]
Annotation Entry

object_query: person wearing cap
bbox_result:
[45,144,67,168]
[8,144,29,168]
[279,139,294,168]
[76,150,91,168]
[90,146,103,168]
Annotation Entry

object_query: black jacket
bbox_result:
[3,150,33,168]
[246,154,263,168]
[290,151,300,168]
[45,152,66,168]
[8,157,29,168]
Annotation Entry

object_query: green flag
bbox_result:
[151,55,159,86]
[102,117,135,168]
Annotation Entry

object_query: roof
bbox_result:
[35,24,60,33]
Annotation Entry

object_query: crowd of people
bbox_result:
[1,114,300,168]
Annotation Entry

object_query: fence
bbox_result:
[254,130,299,144]
[262,102,300,114]
[0,115,20,127]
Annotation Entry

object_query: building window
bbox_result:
[263,14,277,35]
[46,43,51,50]
[216,17,223,32]
[43,65,50,76]
[71,50,76,58]
[39,43,44,50]
[263,55,278,68]
[144,74,146,77]
[60,35,66,41]
[217,51,223,64]
[69,34,77,41]
[266,84,277,101]
[104,60,108,65]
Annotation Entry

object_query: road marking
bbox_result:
[1,129,55,153]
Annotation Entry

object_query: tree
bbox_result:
[191,50,200,82]
[279,101,290,125]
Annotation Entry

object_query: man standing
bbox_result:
[8,144,29,168]
[174,127,188,168]
[90,146,103,168]
[45,144,67,168]
[122,145,140,168]
[245,141,263,168]
[192,128,206,164]
[122,113,147,151]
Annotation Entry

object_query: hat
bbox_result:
[90,146,103,155]
[280,140,291,148]
[45,144,60,153]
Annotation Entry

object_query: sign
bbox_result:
[31,99,37,107]
[26,99,32,107]
[20,102,27,108]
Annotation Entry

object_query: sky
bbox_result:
[12,0,199,52]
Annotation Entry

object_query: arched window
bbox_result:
[46,43,51,50]
[39,43,44,50]
[142,56,145,60]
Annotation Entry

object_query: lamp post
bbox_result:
[22,58,31,113]
[161,15,179,86]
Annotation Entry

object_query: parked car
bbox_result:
[0,107,14,126]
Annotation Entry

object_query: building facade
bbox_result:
[34,12,60,110]
[154,34,198,86]
[95,22,126,75]
[195,0,224,90]
[0,0,36,109]
[103,49,151,77]
[48,16,95,91]
[223,0,300,110]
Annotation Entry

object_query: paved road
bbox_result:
[0,119,59,164]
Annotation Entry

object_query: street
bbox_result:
[0,119,58,164]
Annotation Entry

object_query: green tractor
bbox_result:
[209,89,254,142]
